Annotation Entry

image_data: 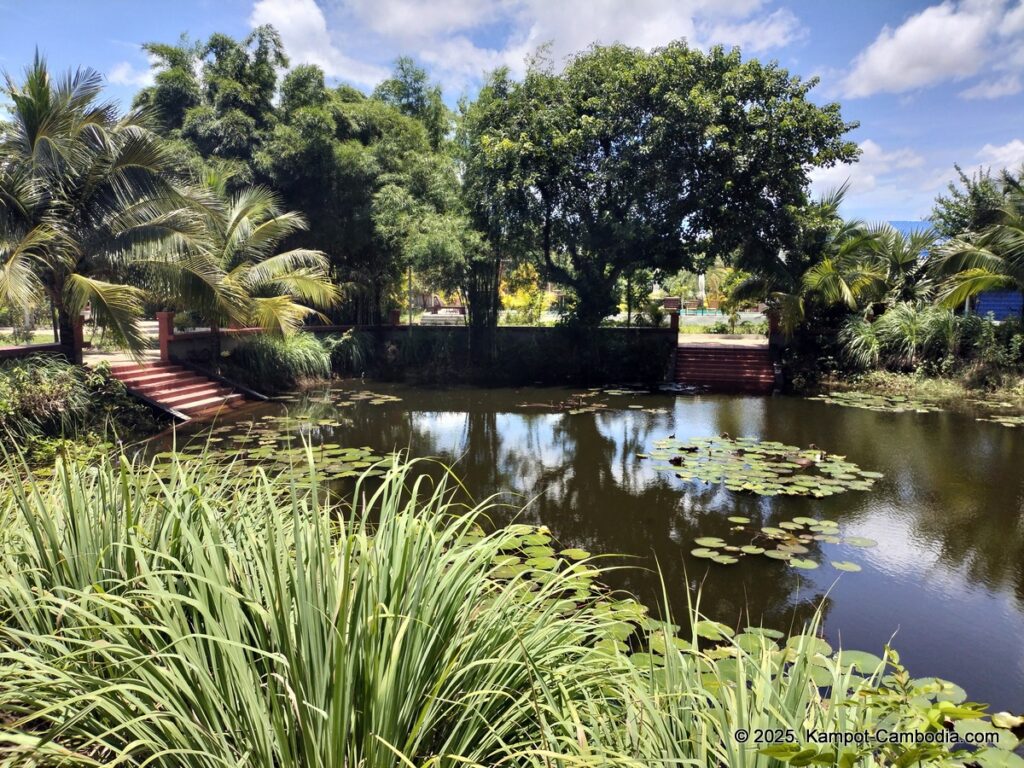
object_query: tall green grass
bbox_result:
[0,452,1018,767]
[224,332,331,393]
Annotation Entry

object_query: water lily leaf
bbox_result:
[735,633,777,653]
[694,620,735,640]
[711,554,739,565]
[992,712,1024,730]
[789,558,819,570]
[831,561,862,573]
[844,537,878,548]
[833,650,884,672]
[786,634,832,656]
[525,556,558,570]
[793,516,819,526]
[559,548,589,561]
[690,548,719,559]
[763,549,792,561]
[727,516,752,524]
[694,536,727,548]
[522,545,554,558]
[744,626,784,639]
[741,545,765,555]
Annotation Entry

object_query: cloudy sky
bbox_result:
[2,0,1023,221]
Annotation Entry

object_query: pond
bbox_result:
[159,383,1024,712]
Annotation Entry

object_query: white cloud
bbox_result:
[809,139,924,196]
[249,0,388,86]
[703,8,805,53]
[107,61,154,88]
[281,0,807,93]
[809,139,933,221]
[975,138,1024,170]
[959,73,1022,99]
[840,1,997,98]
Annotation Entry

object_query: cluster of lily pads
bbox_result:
[690,514,877,571]
[275,387,404,407]
[519,388,668,416]
[976,414,1024,428]
[648,436,883,497]
[480,524,886,668]
[148,438,386,485]
[808,391,941,413]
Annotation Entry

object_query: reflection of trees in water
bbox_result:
[761,400,1024,604]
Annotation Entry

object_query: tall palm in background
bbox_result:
[0,55,217,352]
[932,172,1024,310]
[165,166,340,334]
[732,186,880,337]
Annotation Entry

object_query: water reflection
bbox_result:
[179,385,1024,710]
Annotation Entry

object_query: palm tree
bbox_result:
[865,225,939,306]
[160,166,340,334]
[932,171,1024,310]
[731,186,880,337]
[0,54,215,353]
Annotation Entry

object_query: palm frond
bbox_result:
[63,273,147,353]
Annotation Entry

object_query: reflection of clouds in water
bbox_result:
[409,411,469,454]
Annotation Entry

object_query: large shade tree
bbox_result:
[470,43,860,326]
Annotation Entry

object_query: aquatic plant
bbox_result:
[810,390,942,413]
[690,515,876,570]
[224,331,331,393]
[0,451,1020,766]
[651,435,883,497]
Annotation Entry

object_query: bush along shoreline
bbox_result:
[0,450,1021,767]
[0,354,167,464]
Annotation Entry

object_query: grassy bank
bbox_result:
[1,450,1020,766]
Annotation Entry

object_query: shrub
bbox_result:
[324,329,375,375]
[0,452,1016,766]
[224,332,330,393]
[0,355,160,457]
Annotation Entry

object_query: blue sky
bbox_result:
[2,0,1023,222]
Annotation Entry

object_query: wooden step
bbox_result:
[105,361,250,421]
[177,393,244,414]
[674,344,776,392]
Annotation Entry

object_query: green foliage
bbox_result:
[932,170,1024,307]
[324,328,375,375]
[1,452,1019,767]
[372,56,451,150]
[930,164,1013,238]
[0,355,159,453]
[0,55,199,351]
[470,44,858,325]
[224,332,330,393]
[839,305,1024,376]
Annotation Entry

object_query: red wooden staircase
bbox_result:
[109,361,247,420]
[674,345,777,393]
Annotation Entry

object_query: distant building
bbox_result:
[888,220,1021,320]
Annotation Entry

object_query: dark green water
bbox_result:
[169,383,1024,711]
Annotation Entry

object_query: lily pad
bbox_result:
[789,558,819,570]
[831,561,862,572]
[844,536,878,548]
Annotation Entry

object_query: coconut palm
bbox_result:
[731,186,880,337]
[0,54,221,353]
[932,171,1024,310]
[162,165,340,334]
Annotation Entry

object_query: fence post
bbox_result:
[157,311,175,362]
[669,310,680,333]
